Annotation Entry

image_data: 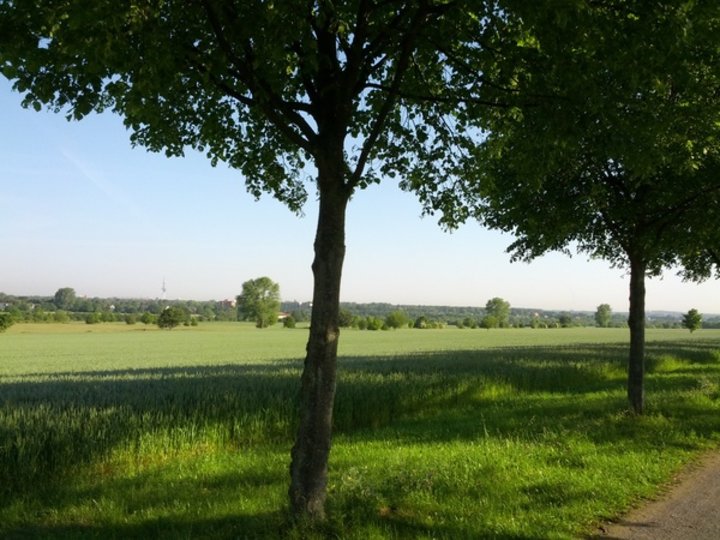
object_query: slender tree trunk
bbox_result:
[289,157,349,520]
[627,254,646,414]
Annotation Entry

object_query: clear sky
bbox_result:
[1,78,718,314]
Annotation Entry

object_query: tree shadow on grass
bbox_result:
[1,337,719,536]
[336,339,720,450]
[2,513,282,540]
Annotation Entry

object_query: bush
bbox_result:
[414,316,428,329]
[140,312,157,325]
[338,309,354,327]
[480,316,498,329]
[366,316,383,331]
[385,310,409,329]
[125,314,137,325]
[85,312,101,325]
[0,312,14,332]
[53,310,70,323]
[157,306,188,330]
[283,315,296,328]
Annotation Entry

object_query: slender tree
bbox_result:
[682,309,702,333]
[466,1,720,414]
[0,1,509,518]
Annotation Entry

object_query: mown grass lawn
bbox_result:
[2,323,720,538]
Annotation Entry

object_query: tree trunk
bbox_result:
[627,254,646,414]
[289,159,349,520]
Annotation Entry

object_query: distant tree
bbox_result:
[558,314,573,328]
[485,298,511,328]
[157,306,188,330]
[125,314,137,325]
[0,313,13,333]
[283,315,297,329]
[595,304,612,328]
[682,309,702,333]
[237,277,281,329]
[338,309,354,328]
[85,312,101,325]
[140,312,156,325]
[53,310,70,323]
[366,316,383,331]
[414,316,428,329]
[462,316,478,329]
[385,310,409,329]
[53,287,76,311]
[480,316,499,329]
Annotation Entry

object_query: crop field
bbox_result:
[2,323,720,539]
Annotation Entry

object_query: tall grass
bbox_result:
[1,324,719,538]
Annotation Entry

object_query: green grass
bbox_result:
[1,323,720,538]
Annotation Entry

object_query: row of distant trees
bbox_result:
[0,284,720,330]
[232,281,714,331]
[1,286,715,332]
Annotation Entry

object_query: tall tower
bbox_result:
[161,278,167,301]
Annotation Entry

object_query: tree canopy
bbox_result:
[682,309,702,333]
[236,277,280,329]
[485,297,510,328]
[157,305,189,329]
[595,304,612,328]
[53,287,76,311]
[465,1,720,413]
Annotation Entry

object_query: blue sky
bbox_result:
[1,78,718,313]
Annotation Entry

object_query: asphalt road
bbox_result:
[593,452,720,540]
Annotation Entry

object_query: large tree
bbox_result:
[485,297,510,327]
[464,1,720,414]
[53,287,76,311]
[595,304,612,329]
[0,0,505,519]
[236,276,281,328]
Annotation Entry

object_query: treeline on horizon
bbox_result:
[1,290,717,330]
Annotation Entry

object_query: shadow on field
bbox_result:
[2,513,282,540]
[1,337,719,535]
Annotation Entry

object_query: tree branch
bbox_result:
[347,6,432,189]
[201,0,317,153]
[362,82,520,108]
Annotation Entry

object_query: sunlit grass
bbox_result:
[1,324,719,538]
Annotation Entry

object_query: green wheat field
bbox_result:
[2,322,720,539]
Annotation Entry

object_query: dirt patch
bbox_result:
[592,452,720,539]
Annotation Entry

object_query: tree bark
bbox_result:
[627,253,646,414]
[289,156,349,520]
